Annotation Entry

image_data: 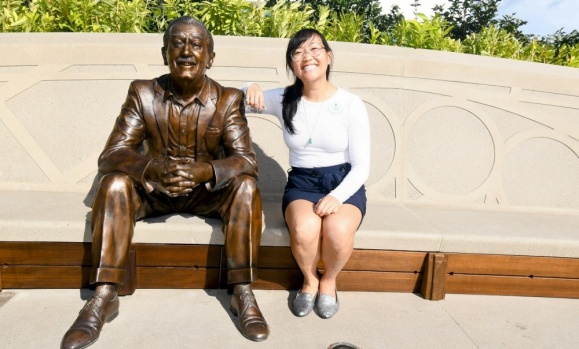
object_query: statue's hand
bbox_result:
[245,83,265,111]
[164,158,214,196]
[144,158,173,196]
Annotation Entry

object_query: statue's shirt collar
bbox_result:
[163,76,209,107]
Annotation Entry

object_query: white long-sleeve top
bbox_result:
[245,86,371,203]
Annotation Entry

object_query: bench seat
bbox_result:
[2,190,579,258]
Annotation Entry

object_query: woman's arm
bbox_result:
[241,83,284,118]
[328,95,371,203]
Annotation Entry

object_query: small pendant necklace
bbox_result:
[302,88,328,145]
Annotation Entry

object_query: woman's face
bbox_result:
[290,35,331,85]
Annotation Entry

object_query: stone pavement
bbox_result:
[1,289,579,348]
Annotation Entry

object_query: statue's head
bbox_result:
[161,16,215,88]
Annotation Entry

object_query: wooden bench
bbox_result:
[1,33,578,300]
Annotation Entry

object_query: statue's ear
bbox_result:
[206,52,215,69]
[161,47,168,65]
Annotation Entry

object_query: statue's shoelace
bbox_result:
[239,292,257,309]
[80,296,104,313]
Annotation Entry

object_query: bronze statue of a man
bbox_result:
[61,16,269,348]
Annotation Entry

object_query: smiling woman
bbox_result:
[243,28,371,320]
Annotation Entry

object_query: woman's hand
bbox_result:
[245,83,265,111]
[314,195,341,217]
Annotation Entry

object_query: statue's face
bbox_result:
[162,22,214,87]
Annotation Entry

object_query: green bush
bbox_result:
[193,0,253,36]
[0,0,576,68]
[463,25,524,59]
[387,13,460,51]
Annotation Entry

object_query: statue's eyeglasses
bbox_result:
[291,45,326,62]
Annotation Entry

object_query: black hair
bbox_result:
[282,29,332,134]
[163,16,214,54]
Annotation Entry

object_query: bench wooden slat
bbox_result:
[447,254,579,278]
[446,274,579,298]
[0,242,91,266]
[344,250,428,273]
[136,267,221,289]
[254,270,423,292]
[253,269,303,290]
[257,246,299,269]
[136,244,221,267]
[336,271,422,293]
[1,266,90,288]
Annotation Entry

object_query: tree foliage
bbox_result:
[279,0,403,33]
[1,0,577,68]
[434,0,500,41]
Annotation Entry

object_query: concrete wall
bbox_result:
[1,33,578,212]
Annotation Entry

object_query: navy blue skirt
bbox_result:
[282,163,367,217]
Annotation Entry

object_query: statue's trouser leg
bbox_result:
[217,175,262,284]
[90,172,142,285]
[89,172,262,285]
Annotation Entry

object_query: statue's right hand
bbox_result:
[144,159,172,196]
[245,83,265,111]
[145,159,168,181]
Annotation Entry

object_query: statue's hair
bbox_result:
[163,16,214,54]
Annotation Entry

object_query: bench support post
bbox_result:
[420,252,448,300]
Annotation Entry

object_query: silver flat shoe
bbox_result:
[292,290,317,317]
[316,288,339,319]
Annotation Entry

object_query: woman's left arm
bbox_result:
[329,96,371,203]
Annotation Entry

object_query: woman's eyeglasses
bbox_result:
[291,45,326,62]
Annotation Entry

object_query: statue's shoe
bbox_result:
[230,289,269,342]
[61,294,119,349]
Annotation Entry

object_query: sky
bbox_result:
[378,0,578,37]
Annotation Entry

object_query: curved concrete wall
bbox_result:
[1,33,578,212]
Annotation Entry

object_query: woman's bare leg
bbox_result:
[285,200,323,295]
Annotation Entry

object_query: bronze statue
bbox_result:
[61,16,269,349]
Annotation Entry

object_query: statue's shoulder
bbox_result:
[206,76,242,98]
[128,75,169,96]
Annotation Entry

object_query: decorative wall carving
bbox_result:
[1,34,577,211]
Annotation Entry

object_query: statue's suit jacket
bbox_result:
[98,74,257,191]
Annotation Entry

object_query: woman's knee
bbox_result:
[289,217,321,244]
[322,220,355,248]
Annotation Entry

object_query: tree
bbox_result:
[264,0,400,34]
[410,0,421,17]
[266,0,381,18]
[544,28,579,59]
[303,0,384,27]
[434,0,500,41]
[381,4,404,33]
[496,14,528,43]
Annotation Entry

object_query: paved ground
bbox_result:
[1,289,579,348]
